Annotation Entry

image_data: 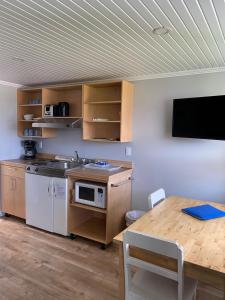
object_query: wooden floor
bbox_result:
[0,217,222,300]
[0,216,118,300]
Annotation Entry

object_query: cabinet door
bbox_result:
[25,174,53,232]
[14,177,25,219]
[1,175,14,214]
[53,178,68,235]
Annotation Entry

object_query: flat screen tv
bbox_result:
[172,95,225,141]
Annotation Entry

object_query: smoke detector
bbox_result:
[152,26,171,36]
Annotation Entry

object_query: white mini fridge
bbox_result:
[25,173,68,236]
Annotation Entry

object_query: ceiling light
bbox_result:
[152,26,171,36]
[12,57,25,62]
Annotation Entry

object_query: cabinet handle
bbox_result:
[111,177,132,188]
[14,178,16,190]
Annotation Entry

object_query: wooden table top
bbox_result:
[114,196,225,277]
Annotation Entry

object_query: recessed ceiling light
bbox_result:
[12,57,25,62]
[152,26,171,36]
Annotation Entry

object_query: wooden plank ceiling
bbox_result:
[0,0,225,85]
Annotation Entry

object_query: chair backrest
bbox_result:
[123,230,184,300]
[148,188,166,209]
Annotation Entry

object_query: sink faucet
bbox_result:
[74,150,79,161]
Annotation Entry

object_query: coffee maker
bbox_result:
[22,140,37,160]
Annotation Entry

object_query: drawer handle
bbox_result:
[111,177,132,188]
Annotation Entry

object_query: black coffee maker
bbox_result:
[22,140,37,160]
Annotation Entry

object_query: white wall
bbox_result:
[0,85,21,159]
[41,72,225,209]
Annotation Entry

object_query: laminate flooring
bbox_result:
[0,217,222,300]
[0,217,118,300]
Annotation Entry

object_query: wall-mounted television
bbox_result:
[172,95,225,141]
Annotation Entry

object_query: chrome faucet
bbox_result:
[74,150,79,161]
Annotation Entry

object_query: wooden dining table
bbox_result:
[113,196,225,300]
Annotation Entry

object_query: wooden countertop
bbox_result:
[1,159,37,168]
[66,166,133,183]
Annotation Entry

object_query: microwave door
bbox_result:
[79,186,96,205]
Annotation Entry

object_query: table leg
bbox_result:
[224,279,225,300]
[118,243,125,300]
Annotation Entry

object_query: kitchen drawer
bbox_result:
[1,165,25,179]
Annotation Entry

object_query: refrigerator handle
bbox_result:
[53,183,56,197]
[48,182,50,196]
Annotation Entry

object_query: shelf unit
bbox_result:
[83,81,133,142]
[17,89,56,139]
[42,85,82,118]
[17,80,133,141]
[67,167,132,246]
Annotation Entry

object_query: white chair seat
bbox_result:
[129,269,197,300]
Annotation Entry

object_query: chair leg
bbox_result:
[193,289,197,300]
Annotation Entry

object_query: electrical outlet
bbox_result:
[125,146,132,156]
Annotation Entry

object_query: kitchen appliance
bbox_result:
[25,159,78,235]
[26,173,68,235]
[23,140,37,159]
[44,104,59,117]
[58,102,69,117]
[75,181,106,208]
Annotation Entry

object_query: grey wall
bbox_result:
[0,85,21,160]
[41,72,225,209]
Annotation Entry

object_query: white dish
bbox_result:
[24,114,34,120]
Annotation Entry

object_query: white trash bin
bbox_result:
[125,210,146,227]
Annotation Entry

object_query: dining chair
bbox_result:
[148,188,166,209]
[123,230,197,300]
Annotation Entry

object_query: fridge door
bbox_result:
[52,177,68,236]
[25,173,54,232]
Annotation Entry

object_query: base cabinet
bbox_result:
[68,168,132,246]
[1,165,25,219]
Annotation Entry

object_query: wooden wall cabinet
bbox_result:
[17,80,134,142]
[17,89,56,138]
[83,81,134,142]
[67,168,132,246]
[1,164,25,219]
[42,85,82,119]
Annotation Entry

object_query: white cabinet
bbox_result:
[53,177,68,236]
[25,173,68,235]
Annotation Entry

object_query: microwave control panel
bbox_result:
[97,188,104,206]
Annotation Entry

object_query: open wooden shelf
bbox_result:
[42,85,82,118]
[83,81,133,142]
[44,116,82,119]
[70,202,107,214]
[19,135,45,139]
[70,217,106,243]
[83,138,121,143]
[84,120,120,123]
[85,101,121,104]
[18,104,42,107]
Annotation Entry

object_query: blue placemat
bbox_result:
[182,204,225,220]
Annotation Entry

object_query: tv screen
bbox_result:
[172,95,225,141]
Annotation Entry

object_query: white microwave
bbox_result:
[75,181,106,208]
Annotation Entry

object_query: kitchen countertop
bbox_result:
[1,159,39,168]
[1,158,133,182]
[66,166,133,183]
